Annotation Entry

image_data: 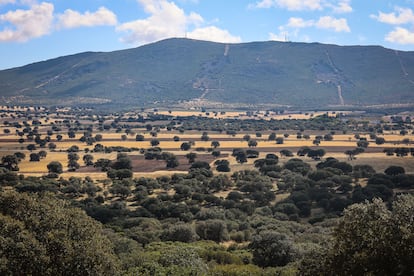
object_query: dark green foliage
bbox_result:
[135,134,144,141]
[0,168,19,186]
[180,142,192,151]
[67,152,80,171]
[94,158,112,171]
[307,148,325,160]
[0,191,119,275]
[186,152,197,163]
[196,220,229,243]
[305,195,414,275]
[353,164,376,178]
[112,153,132,170]
[211,140,220,148]
[384,165,405,176]
[47,161,63,174]
[283,158,311,175]
[215,159,231,172]
[161,224,198,243]
[83,154,94,166]
[249,231,295,267]
[29,153,40,162]
[107,169,133,180]
[232,149,248,164]
[1,155,19,171]
[317,157,352,174]
[150,138,160,146]
[190,161,211,170]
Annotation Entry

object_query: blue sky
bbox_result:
[1,0,414,69]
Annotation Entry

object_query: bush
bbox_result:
[0,192,119,275]
[249,231,295,267]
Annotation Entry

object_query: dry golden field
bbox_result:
[155,110,343,120]
[1,131,413,178]
[0,108,413,179]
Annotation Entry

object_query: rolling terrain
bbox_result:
[0,38,414,109]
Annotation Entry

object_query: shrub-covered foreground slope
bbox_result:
[1,169,414,275]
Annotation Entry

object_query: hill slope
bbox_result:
[1,38,414,109]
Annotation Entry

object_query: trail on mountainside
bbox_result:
[196,44,229,101]
[35,61,84,89]
[395,50,414,85]
[337,85,344,105]
[325,50,345,105]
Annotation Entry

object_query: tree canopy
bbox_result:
[0,191,119,275]
[301,194,414,275]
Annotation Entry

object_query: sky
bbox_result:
[1,0,414,69]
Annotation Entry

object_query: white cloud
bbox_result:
[268,28,308,42]
[57,7,117,29]
[0,2,54,42]
[252,0,275,9]
[371,6,414,46]
[0,0,15,5]
[117,0,240,45]
[268,32,286,41]
[371,7,414,25]
[250,0,352,12]
[284,16,350,32]
[385,27,414,44]
[117,0,197,44]
[287,17,313,28]
[187,26,241,43]
[316,16,350,32]
[251,0,322,11]
[177,0,199,3]
[331,0,352,13]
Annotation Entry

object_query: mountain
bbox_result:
[1,38,414,110]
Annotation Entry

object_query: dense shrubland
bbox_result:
[0,106,413,274]
[1,154,413,274]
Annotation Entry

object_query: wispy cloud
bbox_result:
[0,0,16,5]
[250,0,322,11]
[249,0,352,13]
[330,0,352,13]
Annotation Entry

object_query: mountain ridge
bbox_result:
[1,38,413,110]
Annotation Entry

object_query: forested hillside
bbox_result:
[1,38,413,109]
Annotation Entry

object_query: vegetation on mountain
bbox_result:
[1,38,413,109]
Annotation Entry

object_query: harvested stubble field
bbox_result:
[0,108,413,180]
[1,129,413,179]
[156,110,339,120]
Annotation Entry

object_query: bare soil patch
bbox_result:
[77,153,225,173]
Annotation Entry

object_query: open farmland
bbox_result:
[1,105,414,275]
[0,106,413,178]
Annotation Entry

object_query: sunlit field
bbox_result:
[0,106,413,179]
